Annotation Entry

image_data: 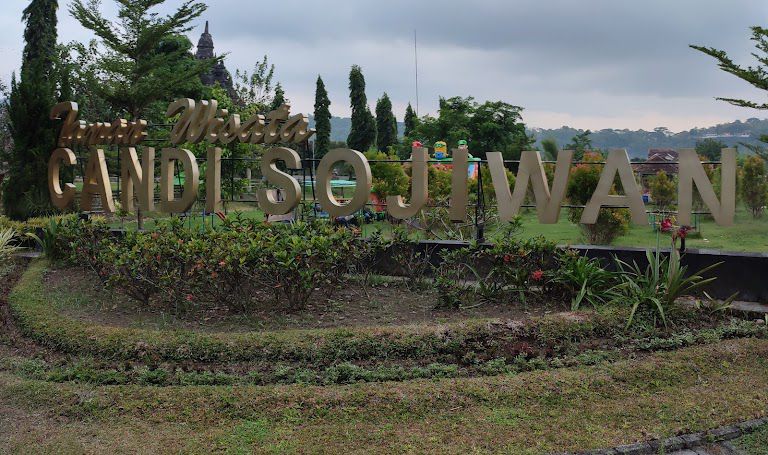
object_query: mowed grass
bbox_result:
[0,337,766,454]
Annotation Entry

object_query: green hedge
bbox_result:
[10,261,630,364]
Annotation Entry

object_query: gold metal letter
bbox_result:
[120,147,155,213]
[581,149,646,225]
[387,147,428,219]
[678,148,736,226]
[258,147,302,216]
[206,147,222,213]
[48,148,76,209]
[317,148,372,218]
[160,148,200,213]
[81,149,115,213]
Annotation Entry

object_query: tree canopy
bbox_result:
[411,96,533,160]
[69,0,212,119]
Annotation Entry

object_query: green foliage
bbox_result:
[55,218,374,311]
[434,223,557,307]
[566,152,630,244]
[565,130,592,161]
[610,249,720,328]
[347,65,376,152]
[412,96,533,160]
[740,155,768,218]
[3,0,60,220]
[551,250,616,311]
[403,102,418,137]
[649,170,676,211]
[68,0,211,118]
[375,92,398,152]
[365,150,409,199]
[695,138,727,161]
[541,138,559,160]
[269,82,286,111]
[25,218,62,258]
[313,76,332,159]
[0,228,23,259]
[232,55,278,113]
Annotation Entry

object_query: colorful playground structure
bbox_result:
[428,139,480,179]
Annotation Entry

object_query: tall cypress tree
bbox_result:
[270,82,286,111]
[403,102,418,138]
[3,0,60,219]
[347,65,375,152]
[375,93,397,152]
[313,75,331,159]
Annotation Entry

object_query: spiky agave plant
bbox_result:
[0,228,23,259]
[610,248,721,328]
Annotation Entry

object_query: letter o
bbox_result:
[316,148,372,218]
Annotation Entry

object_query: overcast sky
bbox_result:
[1,0,767,131]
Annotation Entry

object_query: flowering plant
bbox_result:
[657,215,693,250]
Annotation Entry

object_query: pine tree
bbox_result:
[403,102,418,138]
[347,65,375,152]
[692,27,768,157]
[375,93,397,152]
[691,26,768,110]
[69,0,211,119]
[3,0,60,220]
[270,82,286,111]
[313,76,331,159]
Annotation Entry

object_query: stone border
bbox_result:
[575,417,767,455]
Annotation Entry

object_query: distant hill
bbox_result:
[310,115,767,156]
[530,118,768,158]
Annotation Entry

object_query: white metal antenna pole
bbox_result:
[414,29,419,116]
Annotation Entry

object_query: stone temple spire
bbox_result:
[195,21,214,60]
[195,21,235,96]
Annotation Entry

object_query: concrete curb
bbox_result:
[562,417,767,455]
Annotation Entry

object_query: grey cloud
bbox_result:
[1,0,767,130]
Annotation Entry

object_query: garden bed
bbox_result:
[5,260,766,388]
[43,265,549,332]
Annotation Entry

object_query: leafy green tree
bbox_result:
[233,55,277,113]
[3,0,60,220]
[412,96,532,160]
[69,0,212,120]
[375,93,397,152]
[403,102,418,137]
[695,138,727,161]
[565,130,592,161]
[269,82,286,111]
[347,65,376,152]
[649,170,676,211]
[313,76,332,160]
[541,138,559,160]
[741,155,768,218]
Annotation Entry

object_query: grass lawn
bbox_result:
[0,338,766,454]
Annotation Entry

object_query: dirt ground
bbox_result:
[43,265,558,332]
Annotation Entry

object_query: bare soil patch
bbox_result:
[43,265,559,332]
